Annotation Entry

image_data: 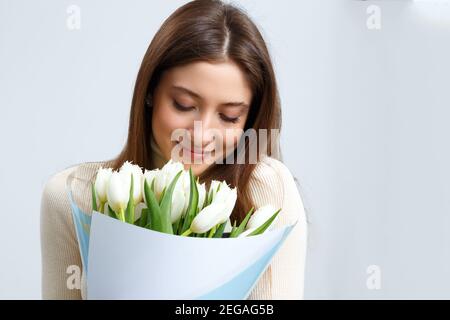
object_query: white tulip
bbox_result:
[208,180,221,202]
[142,164,189,224]
[154,159,184,200]
[210,181,229,202]
[245,204,279,231]
[170,184,186,223]
[213,182,237,221]
[134,202,147,222]
[197,182,206,210]
[119,161,144,204]
[170,170,200,221]
[94,167,112,204]
[190,201,227,234]
[221,187,237,222]
[106,171,131,220]
[142,161,188,224]
[142,168,159,205]
[224,218,232,233]
[171,172,206,223]
[177,171,206,212]
[179,170,191,207]
[190,184,237,234]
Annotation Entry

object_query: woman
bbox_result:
[40,0,307,299]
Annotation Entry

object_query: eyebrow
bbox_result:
[172,85,249,109]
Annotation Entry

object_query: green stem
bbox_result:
[119,208,125,222]
[208,226,217,238]
[181,229,192,237]
[99,202,105,214]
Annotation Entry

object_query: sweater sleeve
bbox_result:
[246,156,308,300]
[40,165,83,299]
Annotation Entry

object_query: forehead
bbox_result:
[161,61,252,103]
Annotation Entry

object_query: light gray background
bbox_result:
[1,0,449,299]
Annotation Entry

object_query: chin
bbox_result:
[183,162,205,175]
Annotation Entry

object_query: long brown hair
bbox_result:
[108,0,282,223]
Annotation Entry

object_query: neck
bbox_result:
[150,135,167,169]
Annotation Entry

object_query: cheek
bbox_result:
[223,129,243,149]
[152,104,191,142]
[210,128,243,158]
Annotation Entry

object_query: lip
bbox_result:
[177,142,211,158]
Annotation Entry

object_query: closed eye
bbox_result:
[172,100,195,111]
[173,99,240,123]
[219,113,240,124]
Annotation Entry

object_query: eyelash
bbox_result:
[172,100,240,124]
[220,114,240,124]
[172,100,195,112]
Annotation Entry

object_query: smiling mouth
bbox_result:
[176,141,213,158]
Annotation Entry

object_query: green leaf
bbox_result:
[172,217,181,235]
[200,195,207,210]
[229,220,237,237]
[139,208,149,227]
[144,223,152,230]
[207,225,217,238]
[159,170,183,235]
[230,207,254,238]
[144,178,162,231]
[213,221,227,238]
[159,187,166,205]
[150,178,155,191]
[206,190,213,207]
[125,174,135,224]
[179,168,199,235]
[248,209,281,236]
[91,182,97,212]
[176,213,184,235]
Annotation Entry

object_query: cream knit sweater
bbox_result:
[40,152,308,299]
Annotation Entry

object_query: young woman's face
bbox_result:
[151,60,252,175]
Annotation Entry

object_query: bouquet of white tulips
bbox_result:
[67,159,298,300]
[91,160,281,239]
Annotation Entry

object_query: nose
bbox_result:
[189,111,216,151]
